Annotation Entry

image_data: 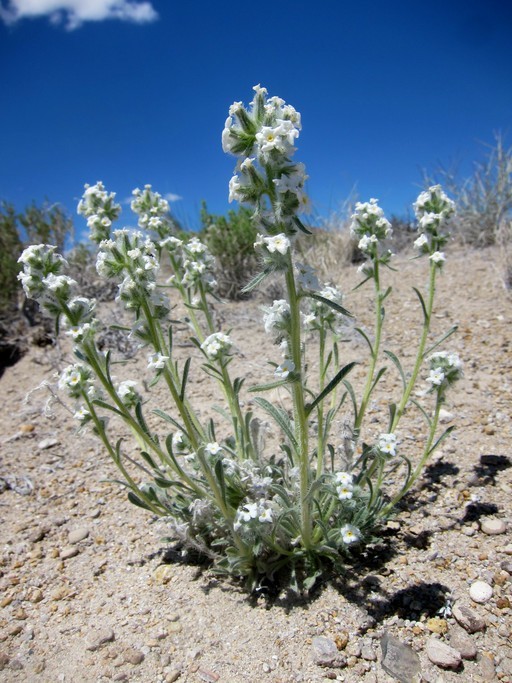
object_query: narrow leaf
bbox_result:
[425,324,458,357]
[306,362,357,416]
[384,349,407,389]
[254,397,298,451]
[412,286,428,323]
[180,357,191,402]
[355,327,374,355]
[293,215,313,235]
[306,291,353,318]
[127,491,152,510]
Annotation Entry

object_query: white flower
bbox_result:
[201,332,233,360]
[427,368,445,386]
[73,406,90,422]
[147,352,169,370]
[274,359,295,379]
[378,433,397,457]
[335,472,353,486]
[239,502,259,522]
[172,431,186,452]
[341,524,361,544]
[259,506,273,523]
[430,251,446,264]
[205,442,222,456]
[295,262,319,291]
[414,233,429,250]
[336,484,354,500]
[264,233,290,255]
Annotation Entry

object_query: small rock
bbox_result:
[479,653,496,681]
[481,518,507,535]
[20,424,35,433]
[502,544,512,555]
[469,580,493,604]
[0,653,9,670]
[361,643,377,661]
[426,617,448,634]
[68,527,89,544]
[29,588,44,603]
[86,628,115,651]
[29,526,50,543]
[60,546,79,560]
[198,670,219,682]
[164,670,181,683]
[334,631,349,650]
[380,632,421,683]
[449,626,477,660]
[154,565,173,584]
[37,438,58,450]
[452,603,486,633]
[312,636,347,668]
[426,637,462,670]
[439,409,454,423]
[123,648,144,665]
[496,596,510,609]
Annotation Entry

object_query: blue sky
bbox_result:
[1,0,511,236]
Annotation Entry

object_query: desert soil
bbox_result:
[0,245,511,683]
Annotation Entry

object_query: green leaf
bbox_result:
[140,450,157,469]
[180,357,191,402]
[410,399,432,427]
[355,327,374,355]
[127,491,152,510]
[424,324,458,357]
[306,291,353,318]
[383,350,407,389]
[254,397,298,451]
[342,379,358,420]
[153,409,184,432]
[241,267,274,294]
[428,425,455,455]
[412,286,428,323]
[214,458,227,505]
[306,362,357,416]
[249,378,291,393]
[135,401,151,437]
[293,215,313,235]
[388,404,397,432]
[92,399,125,418]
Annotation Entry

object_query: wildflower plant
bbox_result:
[18,86,461,592]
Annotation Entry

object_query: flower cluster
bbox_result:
[77,181,121,244]
[131,185,174,242]
[58,362,94,399]
[413,185,455,263]
[201,332,233,361]
[335,471,355,500]
[96,229,168,316]
[427,351,463,393]
[350,198,392,257]
[305,284,344,332]
[262,299,291,341]
[18,244,97,334]
[223,84,309,234]
[377,432,397,457]
[234,499,274,530]
[117,379,141,408]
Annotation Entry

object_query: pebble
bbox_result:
[481,518,507,535]
[38,438,59,450]
[60,545,79,560]
[502,544,512,555]
[426,617,448,634]
[123,647,144,665]
[29,526,50,543]
[452,603,486,633]
[198,669,220,682]
[86,628,115,651]
[449,626,477,660]
[0,653,9,670]
[469,580,493,604]
[154,565,173,584]
[68,527,89,544]
[439,408,454,423]
[479,653,496,681]
[164,670,181,683]
[311,636,347,668]
[426,637,462,670]
[380,632,421,683]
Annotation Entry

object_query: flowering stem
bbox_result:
[391,260,437,432]
[354,259,383,432]
[285,257,312,549]
[380,393,442,517]
[315,328,327,479]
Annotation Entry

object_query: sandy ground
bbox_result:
[0,245,511,683]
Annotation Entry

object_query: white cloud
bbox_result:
[0,0,158,29]
[164,192,182,203]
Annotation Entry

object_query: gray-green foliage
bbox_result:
[425,133,512,247]
[200,202,259,299]
[0,202,23,315]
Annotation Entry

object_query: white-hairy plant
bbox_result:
[18,86,461,592]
